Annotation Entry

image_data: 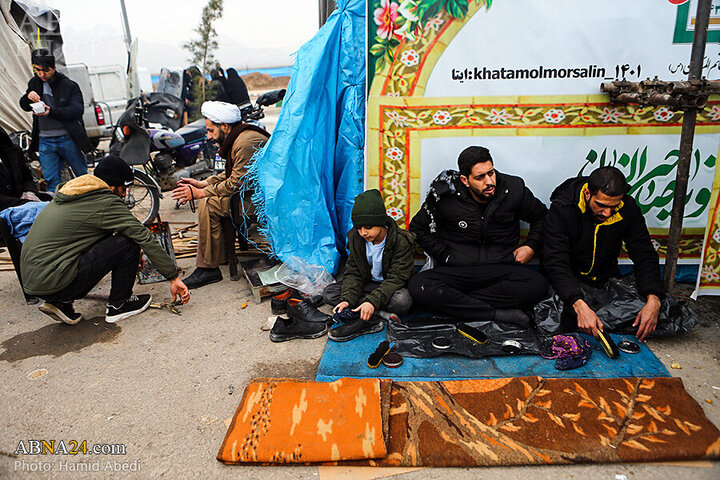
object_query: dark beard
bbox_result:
[468,183,494,202]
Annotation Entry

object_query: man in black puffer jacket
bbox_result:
[19,49,92,193]
[542,166,664,341]
[408,146,548,326]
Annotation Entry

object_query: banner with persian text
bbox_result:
[366,0,720,295]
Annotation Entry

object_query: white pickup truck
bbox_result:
[66,63,129,149]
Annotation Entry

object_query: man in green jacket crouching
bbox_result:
[20,155,189,324]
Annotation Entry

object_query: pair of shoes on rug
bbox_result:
[182,267,223,289]
[271,288,324,315]
[328,316,384,342]
[269,315,328,342]
[106,294,152,323]
[368,340,403,368]
[39,301,82,325]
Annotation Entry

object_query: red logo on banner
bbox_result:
[668,0,689,5]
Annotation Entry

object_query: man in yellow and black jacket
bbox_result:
[542,167,663,341]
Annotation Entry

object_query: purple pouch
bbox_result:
[541,333,592,370]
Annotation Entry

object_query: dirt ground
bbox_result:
[0,196,719,479]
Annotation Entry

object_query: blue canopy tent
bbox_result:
[246,0,366,274]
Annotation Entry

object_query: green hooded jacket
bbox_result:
[20,175,178,296]
[339,221,415,309]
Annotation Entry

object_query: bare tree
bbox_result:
[183,0,224,101]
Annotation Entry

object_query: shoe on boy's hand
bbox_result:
[353,302,375,321]
[333,301,350,314]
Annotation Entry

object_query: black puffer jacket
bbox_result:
[542,176,664,305]
[19,71,92,153]
[409,170,547,266]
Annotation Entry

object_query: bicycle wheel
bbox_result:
[126,169,160,224]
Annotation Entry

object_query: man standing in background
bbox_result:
[19,48,91,192]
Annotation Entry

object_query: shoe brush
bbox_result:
[597,330,619,359]
[368,340,391,369]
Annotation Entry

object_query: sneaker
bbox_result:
[269,316,328,342]
[328,317,384,342]
[39,301,82,325]
[182,267,223,289]
[106,294,152,323]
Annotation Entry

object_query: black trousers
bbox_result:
[408,264,548,322]
[44,234,140,306]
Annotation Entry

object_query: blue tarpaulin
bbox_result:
[247,0,365,273]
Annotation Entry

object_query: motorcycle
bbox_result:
[111,89,286,224]
[110,93,214,223]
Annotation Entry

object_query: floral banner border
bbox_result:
[696,161,720,292]
[368,0,492,97]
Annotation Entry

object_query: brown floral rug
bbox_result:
[217,377,720,466]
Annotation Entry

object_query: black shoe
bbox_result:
[493,308,531,328]
[106,294,152,323]
[269,316,328,342]
[291,291,324,307]
[287,298,331,324]
[328,318,384,342]
[39,301,82,325]
[271,289,325,315]
[182,267,222,289]
[271,289,293,315]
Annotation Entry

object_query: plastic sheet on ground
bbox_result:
[387,315,541,359]
[246,0,365,274]
[534,276,699,338]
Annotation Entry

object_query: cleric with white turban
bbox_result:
[201,101,243,125]
[170,97,269,290]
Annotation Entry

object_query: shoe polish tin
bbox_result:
[501,340,522,354]
[431,337,452,350]
[617,340,640,354]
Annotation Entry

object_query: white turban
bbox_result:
[201,101,243,124]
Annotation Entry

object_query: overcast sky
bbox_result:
[46,0,319,73]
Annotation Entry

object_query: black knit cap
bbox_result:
[31,48,55,68]
[94,155,134,187]
[351,189,389,228]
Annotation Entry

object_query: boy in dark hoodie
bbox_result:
[323,189,415,342]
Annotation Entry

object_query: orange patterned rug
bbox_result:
[217,377,720,466]
[217,378,389,464]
